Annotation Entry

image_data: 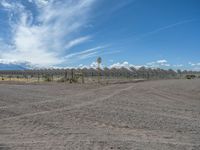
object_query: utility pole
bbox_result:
[97,57,102,83]
[37,72,40,83]
[64,70,67,83]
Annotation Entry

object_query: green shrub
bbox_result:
[57,77,65,82]
[43,75,52,82]
[57,77,69,82]
[57,77,78,83]
[185,75,196,79]
[69,78,78,83]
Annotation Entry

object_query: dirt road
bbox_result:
[0,79,200,150]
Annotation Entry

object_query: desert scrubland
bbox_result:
[0,79,200,150]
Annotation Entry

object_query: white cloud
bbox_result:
[189,62,195,66]
[173,64,183,67]
[78,61,137,70]
[90,61,100,68]
[109,61,141,69]
[0,0,96,67]
[0,0,13,9]
[147,59,170,68]
[35,0,49,6]
[77,61,103,69]
[189,62,200,66]
[78,60,200,70]
[156,59,167,64]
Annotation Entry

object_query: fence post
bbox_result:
[37,73,40,82]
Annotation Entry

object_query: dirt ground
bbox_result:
[0,79,200,150]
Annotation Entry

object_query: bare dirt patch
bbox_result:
[0,79,200,150]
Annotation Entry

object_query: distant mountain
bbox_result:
[0,63,30,70]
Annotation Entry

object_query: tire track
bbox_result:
[0,84,134,122]
[0,84,127,109]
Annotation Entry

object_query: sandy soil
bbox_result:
[0,79,200,150]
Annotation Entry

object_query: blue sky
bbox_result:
[0,0,200,70]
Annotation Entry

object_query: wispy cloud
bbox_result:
[108,0,136,14]
[64,46,104,60]
[65,36,91,50]
[0,0,97,67]
[136,19,196,40]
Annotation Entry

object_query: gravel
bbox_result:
[0,79,200,150]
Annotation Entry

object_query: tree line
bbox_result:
[0,67,199,83]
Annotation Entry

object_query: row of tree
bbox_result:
[0,67,199,81]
